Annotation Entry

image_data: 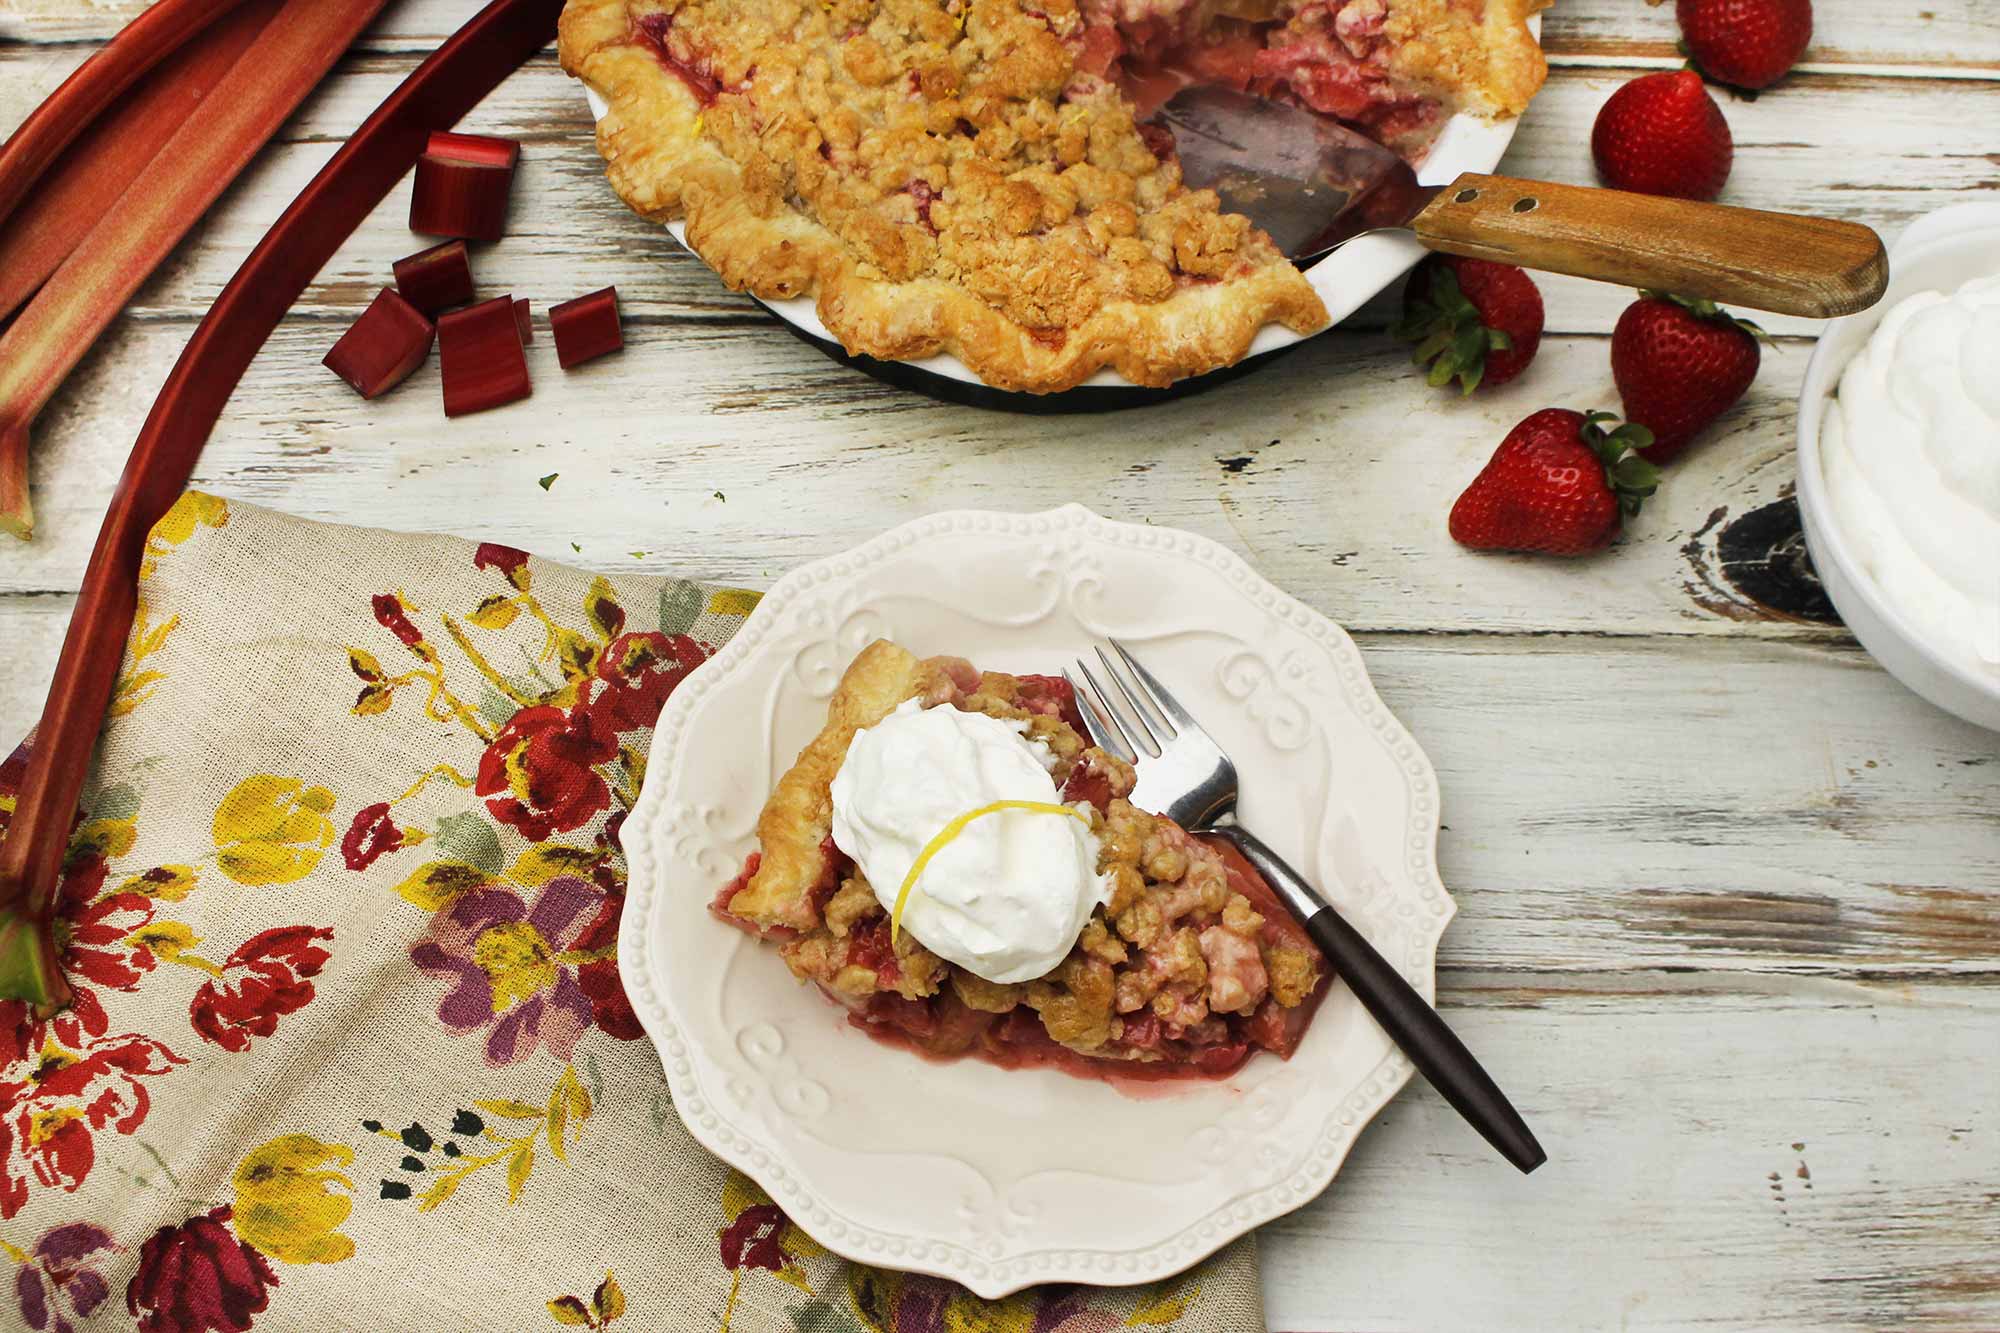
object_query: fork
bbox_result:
[1066,642,1545,1174]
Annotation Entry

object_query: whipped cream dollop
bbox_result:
[830,699,1106,985]
[1820,272,2000,675]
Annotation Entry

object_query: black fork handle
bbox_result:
[1208,824,1546,1174]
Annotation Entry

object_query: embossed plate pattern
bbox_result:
[622,505,1454,1297]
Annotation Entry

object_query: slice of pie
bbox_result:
[557,0,1546,392]
[710,640,1329,1080]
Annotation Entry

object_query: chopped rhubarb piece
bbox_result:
[513,298,533,344]
[426,130,520,169]
[438,295,531,416]
[548,286,623,369]
[409,154,514,241]
[323,288,434,398]
[392,239,475,315]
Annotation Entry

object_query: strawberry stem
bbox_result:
[1582,411,1662,515]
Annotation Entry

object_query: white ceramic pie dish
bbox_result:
[620,505,1455,1296]
[1793,202,2000,733]
[581,22,1534,395]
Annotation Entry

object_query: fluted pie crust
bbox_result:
[708,640,1331,1079]
[559,0,1545,392]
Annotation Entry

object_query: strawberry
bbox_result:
[1590,70,1733,201]
[1611,292,1767,463]
[1395,255,1545,393]
[1449,409,1660,556]
[1678,0,1813,91]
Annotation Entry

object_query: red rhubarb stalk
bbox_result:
[324,288,436,398]
[550,286,624,369]
[0,0,393,541]
[439,296,533,416]
[0,0,566,1013]
[393,239,477,315]
[0,0,262,235]
[0,0,286,323]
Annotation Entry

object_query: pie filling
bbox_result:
[1074,0,1448,161]
[711,648,1329,1082]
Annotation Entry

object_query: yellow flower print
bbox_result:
[706,588,762,617]
[118,865,199,902]
[110,599,179,718]
[71,816,137,862]
[212,775,337,885]
[547,1271,625,1328]
[141,492,228,580]
[231,1133,357,1264]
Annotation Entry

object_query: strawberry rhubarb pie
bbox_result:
[557,0,1546,391]
[710,641,1329,1079]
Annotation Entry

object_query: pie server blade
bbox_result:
[1154,85,1888,318]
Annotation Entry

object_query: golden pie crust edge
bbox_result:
[722,640,937,929]
[558,0,1544,393]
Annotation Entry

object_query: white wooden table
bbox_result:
[5,4,1999,1327]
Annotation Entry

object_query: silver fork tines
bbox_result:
[1065,641,1234,831]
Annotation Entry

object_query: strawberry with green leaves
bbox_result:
[1611,291,1768,463]
[1396,255,1545,393]
[1450,409,1661,556]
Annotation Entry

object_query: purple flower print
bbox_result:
[410,877,608,1066]
[13,1221,118,1333]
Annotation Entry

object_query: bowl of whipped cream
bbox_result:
[1796,202,2000,732]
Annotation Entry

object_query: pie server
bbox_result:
[1160,86,1888,320]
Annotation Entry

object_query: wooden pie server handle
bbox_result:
[1411,172,1888,319]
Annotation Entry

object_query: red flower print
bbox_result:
[339,803,403,872]
[718,1203,788,1272]
[475,704,619,843]
[189,927,333,1054]
[571,894,640,1042]
[587,632,708,731]
[12,1219,119,1333]
[474,542,532,591]
[0,1029,184,1218]
[127,1207,275,1333]
[370,594,423,650]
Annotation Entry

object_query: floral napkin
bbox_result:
[0,495,1266,1333]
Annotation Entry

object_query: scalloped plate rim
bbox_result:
[619,504,1455,1297]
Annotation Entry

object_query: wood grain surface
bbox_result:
[3,3,1997,1329]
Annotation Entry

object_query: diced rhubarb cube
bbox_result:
[438,295,531,417]
[409,154,514,241]
[548,286,623,369]
[513,298,533,344]
[392,239,476,315]
[426,130,521,169]
[323,288,434,399]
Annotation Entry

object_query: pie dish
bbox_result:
[558,0,1546,393]
[710,639,1330,1078]
[620,505,1455,1294]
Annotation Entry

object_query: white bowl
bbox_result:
[583,20,1535,393]
[1794,202,2000,732]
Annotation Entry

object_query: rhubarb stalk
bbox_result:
[0,0,566,1012]
[0,0,262,234]
[0,0,393,541]
[0,0,285,323]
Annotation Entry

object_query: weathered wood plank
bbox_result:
[9,0,2000,70]
[2,54,1993,343]
[0,314,1850,645]
[0,594,69,744]
[1263,972,2000,1331]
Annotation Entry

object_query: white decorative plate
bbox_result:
[581,21,1534,391]
[621,505,1454,1297]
